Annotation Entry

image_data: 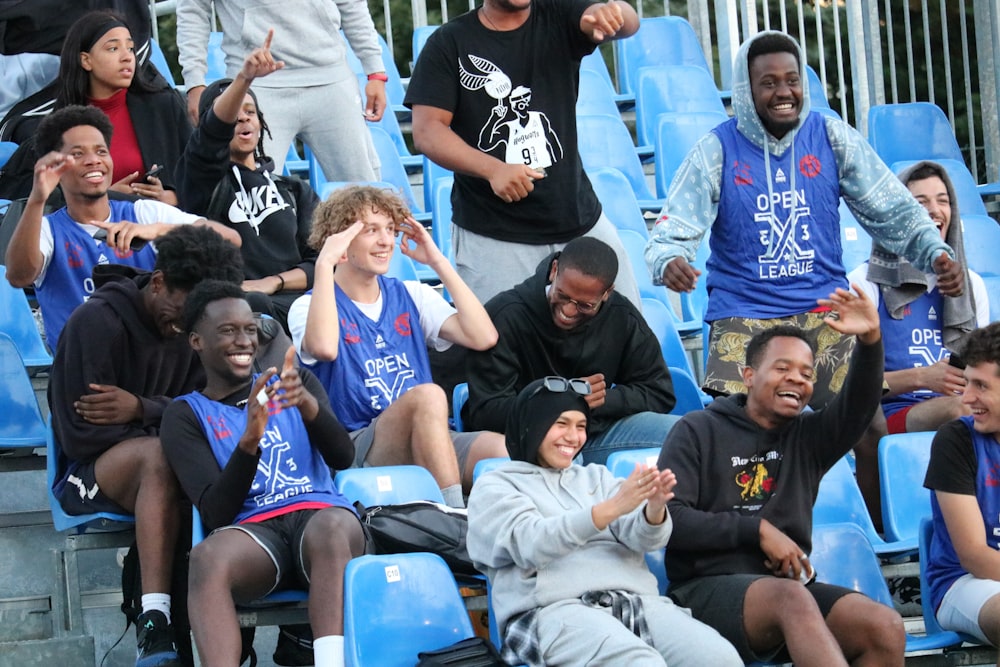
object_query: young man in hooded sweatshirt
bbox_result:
[658,285,907,666]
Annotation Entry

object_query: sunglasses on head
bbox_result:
[540,376,591,396]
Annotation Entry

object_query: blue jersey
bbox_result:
[927,416,1000,614]
[709,112,845,320]
[37,201,158,347]
[179,378,352,524]
[879,286,947,416]
[308,276,434,431]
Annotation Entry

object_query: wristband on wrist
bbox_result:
[276,274,285,292]
[367,72,388,82]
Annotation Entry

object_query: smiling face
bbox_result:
[229,93,261,166]
[144,272,190,339]
[59,124,112,199]
[907,175,952,240]
[547,262,611,331]
[191,297,259,387]
[536,409,588,468]
[79,26,135,99]
[743,336,816,429]
[962,362,1000,439]
[749,51,803,140]
[345,209,399,276]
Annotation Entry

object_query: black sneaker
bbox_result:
[135,610,182,667]
[272,625,314,666]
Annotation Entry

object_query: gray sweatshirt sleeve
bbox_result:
[176,0,213,89]
[337,0,385,74]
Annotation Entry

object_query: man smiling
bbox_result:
[465,237,676,464]
[49,224,242,667]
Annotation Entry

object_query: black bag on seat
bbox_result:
[416,637,504,666]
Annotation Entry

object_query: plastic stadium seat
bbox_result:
[643,548,669,596]
[423,155,453,218]
[283,144,310,179]
[0,333,46,449]
[806,65,829,109]
[587,167,649,237]
[0,141,17,169]
[368,127,429,221]
[615,17,714,97]
[581,48,631,105]
[344,33,408,116]
[148,39,177,87]
[813,456,917,557]
[654,110,729,199]
[868,103,965,167]
[812,522,965,652]
[387,249,421,282]
[0,266,52,367]
[606,447,660,479]
[431,177,454,263]
[317,179,396,201]
[918,518,978,649]
[891,158,988,217]
[411,25,439,66]
[451,382,468,432]
[472,457,509,483]
[334,465,445,506]
[206,32,226,84]
[667,365,708,416]
[878,432,934,545]
[577,114,662,210]
[983,275,1000,321]
[641,298,694,374]
[619,230,700,336]
[344,553,475,667]
[577,69,623,120]
[960,214,1000,277]
[366,102,422,169]
[635,65,726,150]
[46,418,134,534]
[838,201,874,275]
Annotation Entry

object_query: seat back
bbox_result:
[606,447,660,479]
[344,553,475,667]
[619,229,671,310]
[577,114,656,203]
[368,127,423,214]
[0,332,46,448]
[587,167,648,237]
[615,16,711,96]
[431,177,455,263]
[918,517,974,646]
[472,457,510,484]
[654,110,729,199]
[891,158,988,217]
[879,432,934,544]
[838,201,874,275]
[961,214,1000,277]
[667,366,706,416]
[813,456,885,548]
[411,25,439,66]
[366,101,419,167]
[46,417,134,533]
[344,34,407,113]
[806,65,830,109]
[641,298,691,373]
[577,69,622,118]
[148,39,177,86]
[635,65,725,148]
[206,32,226,84]
[0,267,52,367]
[868,103,964,166]
[810,522,894,607]
[452,381,468,432]
[581,48,619,96]
[334,465,445,506]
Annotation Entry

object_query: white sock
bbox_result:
[141,593,171,624]
[313,635,345,667]
[441,484,465,508]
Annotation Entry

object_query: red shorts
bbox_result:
[886,406,914,434]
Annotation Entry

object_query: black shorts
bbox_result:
[669,574,856,663]
[56,459,130,516]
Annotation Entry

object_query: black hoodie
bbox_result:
[465,252,674,437]
[49,268,204,463]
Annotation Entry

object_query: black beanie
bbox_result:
[505,378,590,465]
[198,78,260,125]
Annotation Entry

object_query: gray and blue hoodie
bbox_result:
[644,31,952,320]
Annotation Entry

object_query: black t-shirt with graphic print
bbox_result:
[405,0,603,244]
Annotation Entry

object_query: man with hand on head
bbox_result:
[658,285,907,666]
[4,104,239,349]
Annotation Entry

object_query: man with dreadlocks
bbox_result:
[174,31,319,333]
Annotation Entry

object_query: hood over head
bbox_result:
[505,378,591,465]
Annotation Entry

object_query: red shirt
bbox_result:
[89,89,144,183]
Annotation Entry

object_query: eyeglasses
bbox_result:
[541,376,591,396]
[553,289,606,315]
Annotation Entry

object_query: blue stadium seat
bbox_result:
[317,179,397,201]
[283,144,310,179]
[0,266,52,367]
[635,65,726,150]
[411,25,439,67]
[643,547,669,596]
[641,298,694,374]
[148,39,177,86]
[472,457,509,484]
[365,101,421,169]
[983,275,1000,321]
[587,167,649,237]
[206,32,226,84]
[838,201,874,275]
[334,465,445,506]
[653,110,729,198]
[368,126,430,221]
[960,214,1000,277]
[431,176,454,263]
[878,432,934,545]
[0,141,17,169]
[0,333,46,449]
[811,522,965,652]
[918,518,978,649]
[46,417,134,534]
[667,365,708,416]
[813,456,917,557]
[344,553,475,667]
[577,114,662,210]
[452,382,468,432]
[606,447,661,479]
[676,227,711,340]
[344,33,408,117]
[805,65,830,109]
[891,158,988,217]
[615,17,715,97]
[868,103,965,166]
[577,69,623,120]
[619,229,700,336]
[581,48,631,105]
[387,249,421,282]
